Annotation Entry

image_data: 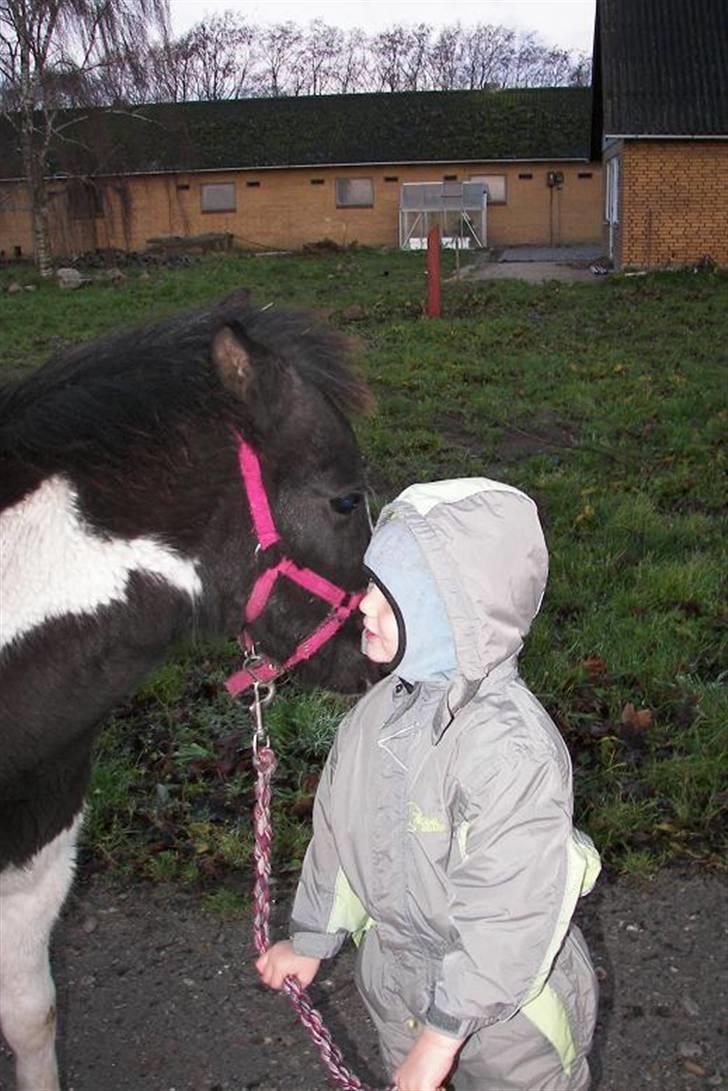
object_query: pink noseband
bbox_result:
[226,435,364,696]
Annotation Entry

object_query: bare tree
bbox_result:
[371,24,433,92]
[401,23,432,91]
[335,28,370,94]
[0,0,169,274]
[257,22,302,97]
[141,34,199,103]
[462,24,517,89]
[428,24,465,90]
[505,32,544,88]
[293,21,344,97]
[182,12,258,100]
[568,52,592,87]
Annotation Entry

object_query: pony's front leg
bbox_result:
[0,812,83,1091]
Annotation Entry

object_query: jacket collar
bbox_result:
[430,657,520,743]
[386,655,519,743]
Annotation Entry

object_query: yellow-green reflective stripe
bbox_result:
[525,831,601,1003]
[407,801,446,834]
[326,868,371,939]
[521,983,576,1076]
[573,828,601,896]
[456,819,470,860]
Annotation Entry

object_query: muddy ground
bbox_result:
[1,869,725,1091]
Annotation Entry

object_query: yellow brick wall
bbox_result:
[95,161,601,252]
[2,160,603,260]
[619,141,728,268]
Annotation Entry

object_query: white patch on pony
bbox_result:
[0,474,202,651]
[0,813,83,1091]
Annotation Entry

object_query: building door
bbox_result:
[605,156,620,261]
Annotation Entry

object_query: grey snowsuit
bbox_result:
[291,479,601,1090]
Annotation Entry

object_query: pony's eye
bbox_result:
[330,493,363,515]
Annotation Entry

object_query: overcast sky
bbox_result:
[168,0,597,54]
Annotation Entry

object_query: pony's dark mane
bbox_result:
[0,295,371,470]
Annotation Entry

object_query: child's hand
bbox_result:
[393,1026,462,1091]
[255,940,320,991]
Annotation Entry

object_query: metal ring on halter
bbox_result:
[243,645,264,669]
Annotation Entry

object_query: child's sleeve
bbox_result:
[426,746,599,1040]
[289,726,364,960]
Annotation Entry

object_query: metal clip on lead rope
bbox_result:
[243,647,275,753]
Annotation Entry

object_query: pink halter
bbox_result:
[226,435,365,696]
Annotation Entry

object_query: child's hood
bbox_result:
[365,479,549,680]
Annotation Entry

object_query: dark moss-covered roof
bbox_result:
[593,0,728,139]
[0,87,593,180]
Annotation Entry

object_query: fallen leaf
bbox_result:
[621,703,654,730]
[583,655,607,679]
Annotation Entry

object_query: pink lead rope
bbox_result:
[226,435,387,1087]
[251,699,377,1090]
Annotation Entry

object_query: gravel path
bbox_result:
[1,870,725,1091]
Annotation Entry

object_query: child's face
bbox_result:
[359,582,399,663]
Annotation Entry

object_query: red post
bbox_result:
[426,225,441,318]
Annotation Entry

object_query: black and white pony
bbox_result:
[0,292,376,1090]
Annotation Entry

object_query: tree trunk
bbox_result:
[22,133,54,278]
[31,181,54,279]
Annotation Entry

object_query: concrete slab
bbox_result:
[499,244,604,264]
[456,260,607,284]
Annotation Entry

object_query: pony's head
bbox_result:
[0,291,379,696]
[210,304,378,693]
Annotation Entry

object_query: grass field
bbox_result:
[2,249,726,893]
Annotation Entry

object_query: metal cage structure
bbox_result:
[399,181,488,250]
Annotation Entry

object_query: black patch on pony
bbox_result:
[0,291,375,871]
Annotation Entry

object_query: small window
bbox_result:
[519,172,533,180]
[578,172,593,179]
[310,178,325,186]
[443,174,458,181]
[201,183,236,213]
[384,175,399,182]
[176,183,190,191]
[246,181,261,188]
[335,177,374,208]
[469,174,507,204]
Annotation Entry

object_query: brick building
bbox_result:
[0,88,601,261]
[592,0,728,270]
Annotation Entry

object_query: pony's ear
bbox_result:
[211,325,256,398]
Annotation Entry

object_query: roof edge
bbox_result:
[605,133,728,140]
[0,156,595,185]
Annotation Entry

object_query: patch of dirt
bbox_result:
[1,870,725,1090]
[495,412,578,463]
[431,411,578,467]
[434,412,488,459]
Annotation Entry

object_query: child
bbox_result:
[256,479,601,1091]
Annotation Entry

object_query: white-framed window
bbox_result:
[469,174,507,204]
[335,177,374,208]
[201,182,236,213]
[605,157,620,224]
